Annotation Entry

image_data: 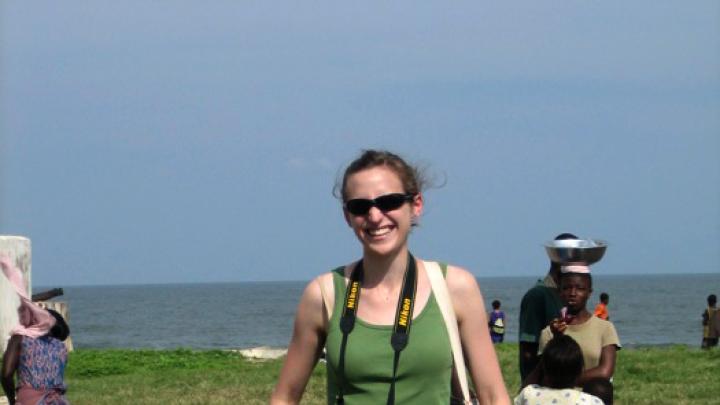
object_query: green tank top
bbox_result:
[325,265,453,405]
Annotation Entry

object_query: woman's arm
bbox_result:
[577,344,617,385]
[270,276,328,405]
[447,266,511,405]
[2,335,22,405]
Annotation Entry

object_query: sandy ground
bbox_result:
[232,346,288,360]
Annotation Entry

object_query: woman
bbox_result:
[2,310,70,405]
[536,265,620,386]
[1,256,70,405]
[271,150,509,404]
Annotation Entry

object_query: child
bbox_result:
[702,294,718,349]
[515,335,603,405]
[488,300,506,344]
[593,293,610,320]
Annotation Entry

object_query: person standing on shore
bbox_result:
[593,293,610,321]
[518,233,578,382]
[701,294,718,349]
[271,150,509,404]
[489,300,506,344]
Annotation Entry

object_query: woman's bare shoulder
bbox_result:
[444,264,480,294]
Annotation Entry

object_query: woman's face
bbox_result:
[343,166,423,258]
[560,274,592,314]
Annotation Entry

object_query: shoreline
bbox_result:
[60,342,709,365]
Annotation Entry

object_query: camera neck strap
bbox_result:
[335,252,418,405]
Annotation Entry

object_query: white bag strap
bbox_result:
[317,277,332,320]
[424,261,470,403]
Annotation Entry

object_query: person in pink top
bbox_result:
[1,255,70,405]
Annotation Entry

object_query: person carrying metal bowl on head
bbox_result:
[526,263,621,396]
[518,233,579,382]
[271,150,509,405]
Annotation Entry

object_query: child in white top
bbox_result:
[515,335,603,405]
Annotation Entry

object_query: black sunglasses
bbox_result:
[345,193,416,216]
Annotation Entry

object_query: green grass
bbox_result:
[63,349,325,404]
[45,345,717,404]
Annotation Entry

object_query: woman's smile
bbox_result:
[365,224,395,238]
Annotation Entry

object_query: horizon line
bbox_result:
[35,271,720,289]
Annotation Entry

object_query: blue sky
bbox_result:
[1,2,718,286]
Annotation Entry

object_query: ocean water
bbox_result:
[47,273,719,349]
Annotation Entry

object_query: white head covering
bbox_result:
[560,264,590,274]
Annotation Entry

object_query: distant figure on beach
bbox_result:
[514,334,603,405]
[518,232,578,382]
[593,293,610,321]
[701,294,718,349]
[271,150,509,404]
[489,300,506,344]
[529,264,620,392]
[1,256,70,405]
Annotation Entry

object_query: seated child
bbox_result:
[583,378,613,405]
[515,335,603,405]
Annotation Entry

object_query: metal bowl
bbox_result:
[544,239,607,265]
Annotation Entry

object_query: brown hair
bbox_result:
[334,150,428,202]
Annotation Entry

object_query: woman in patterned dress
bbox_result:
[2,310,70,405]
[1,256,70,405]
